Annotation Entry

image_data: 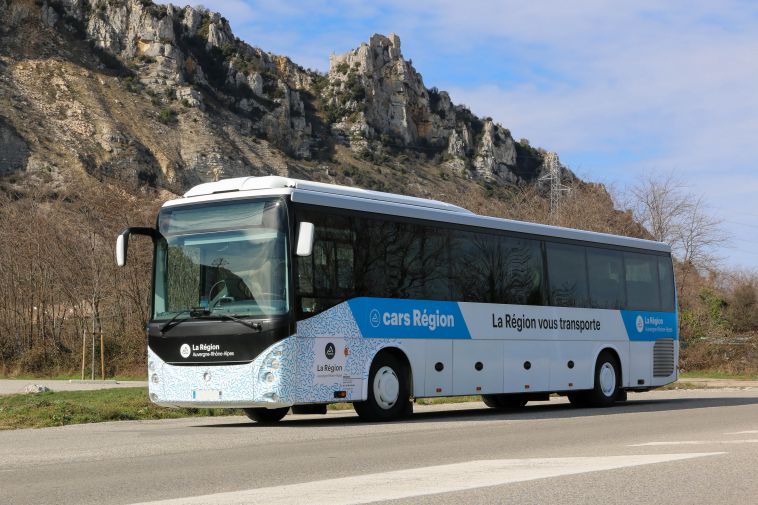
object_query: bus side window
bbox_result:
[587,248,625,309]
[502,237,543,305]
[546,242,589,307]
[624,252,661,311]
[450,230,502,303]
[658,255,675,312]
[296,212,354,316]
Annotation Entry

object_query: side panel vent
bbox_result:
[653,338,675,377]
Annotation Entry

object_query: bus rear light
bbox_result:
[436,387,442,393]
[568,383,573,388]
[334,391,347,398]
[475,386,481,391]
[524,384,530,389]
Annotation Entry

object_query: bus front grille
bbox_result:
[653,338,675,377]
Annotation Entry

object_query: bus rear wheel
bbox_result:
[243,407,289,424]
[481,394,528,410]
[354,352,411,422]
[586,351,621,407]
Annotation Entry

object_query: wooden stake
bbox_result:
[81,326,86,381]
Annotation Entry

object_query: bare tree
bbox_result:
[625,172,728,292]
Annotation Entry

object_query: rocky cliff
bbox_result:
[0,0,573,202]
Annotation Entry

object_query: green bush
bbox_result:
[158,107,177,125]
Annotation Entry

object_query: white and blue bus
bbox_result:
[116,176,678,423]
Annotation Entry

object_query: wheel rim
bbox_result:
[599,362,616,397]
[373,365,400,410]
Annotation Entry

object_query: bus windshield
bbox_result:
[153,198,289,321]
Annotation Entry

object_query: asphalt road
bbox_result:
[1,389,757,505]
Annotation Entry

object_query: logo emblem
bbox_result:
[369,309,381,328]
[325,342,335,360]
[635,315,644,333]
[180,343,191,358]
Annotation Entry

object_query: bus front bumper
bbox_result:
[147,348,292,409]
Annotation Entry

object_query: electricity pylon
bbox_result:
[538,151,570,216]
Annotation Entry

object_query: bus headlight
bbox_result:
[265,372,275,383]
[148,361,156,372]
[269,359,280,370]
[151,373,160,384]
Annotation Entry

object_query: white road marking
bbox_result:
[630,439,758,447]
[131,453,723,505]
[724,430,758,435]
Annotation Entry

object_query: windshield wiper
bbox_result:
[159,307,208,335]
[160,309,263,335]
[193,309,263,332]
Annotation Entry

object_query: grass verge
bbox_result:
[0,388,239,430]
[680,370,758,381]
[658,382,709,391]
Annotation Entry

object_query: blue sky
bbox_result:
[185,0,758,269]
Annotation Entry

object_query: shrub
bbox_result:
[158,107,177,125]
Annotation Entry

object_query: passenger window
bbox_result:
[502,237,543,305]
[658,255,676,312]
[296,212,354,315]
[587,248,625,309]
[546,243,589,307]
[624,252,661,311]
[450,231,504,303]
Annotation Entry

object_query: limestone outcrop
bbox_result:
[0,0,572,192]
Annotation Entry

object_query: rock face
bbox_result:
[47,0,316,162]
[324,33,545,183]
[0,118,29,176]
[22,384,51,394]
[0,0,572,194]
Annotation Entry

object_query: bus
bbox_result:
[116,176,678,423]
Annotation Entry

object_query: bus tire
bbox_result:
[354,352,411,422]
[587,351,621,407]
[481,394,528,410]
[243,407,289,424]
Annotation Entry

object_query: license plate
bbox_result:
[193,389,221,401]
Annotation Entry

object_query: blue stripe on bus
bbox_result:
[621,310,678,341]
[348,298,471,339]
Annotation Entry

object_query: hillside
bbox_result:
[0,0,579,204]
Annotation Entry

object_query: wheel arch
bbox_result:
[362,346,414,399]
[592,345,625,388]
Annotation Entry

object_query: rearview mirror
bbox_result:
[116,233,127,267]
[115,227,158,267]
[296,222,315,257]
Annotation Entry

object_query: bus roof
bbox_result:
[168,176,670,253]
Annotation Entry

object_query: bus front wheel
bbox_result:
[354,352,411,422]
[243,407,289,424]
